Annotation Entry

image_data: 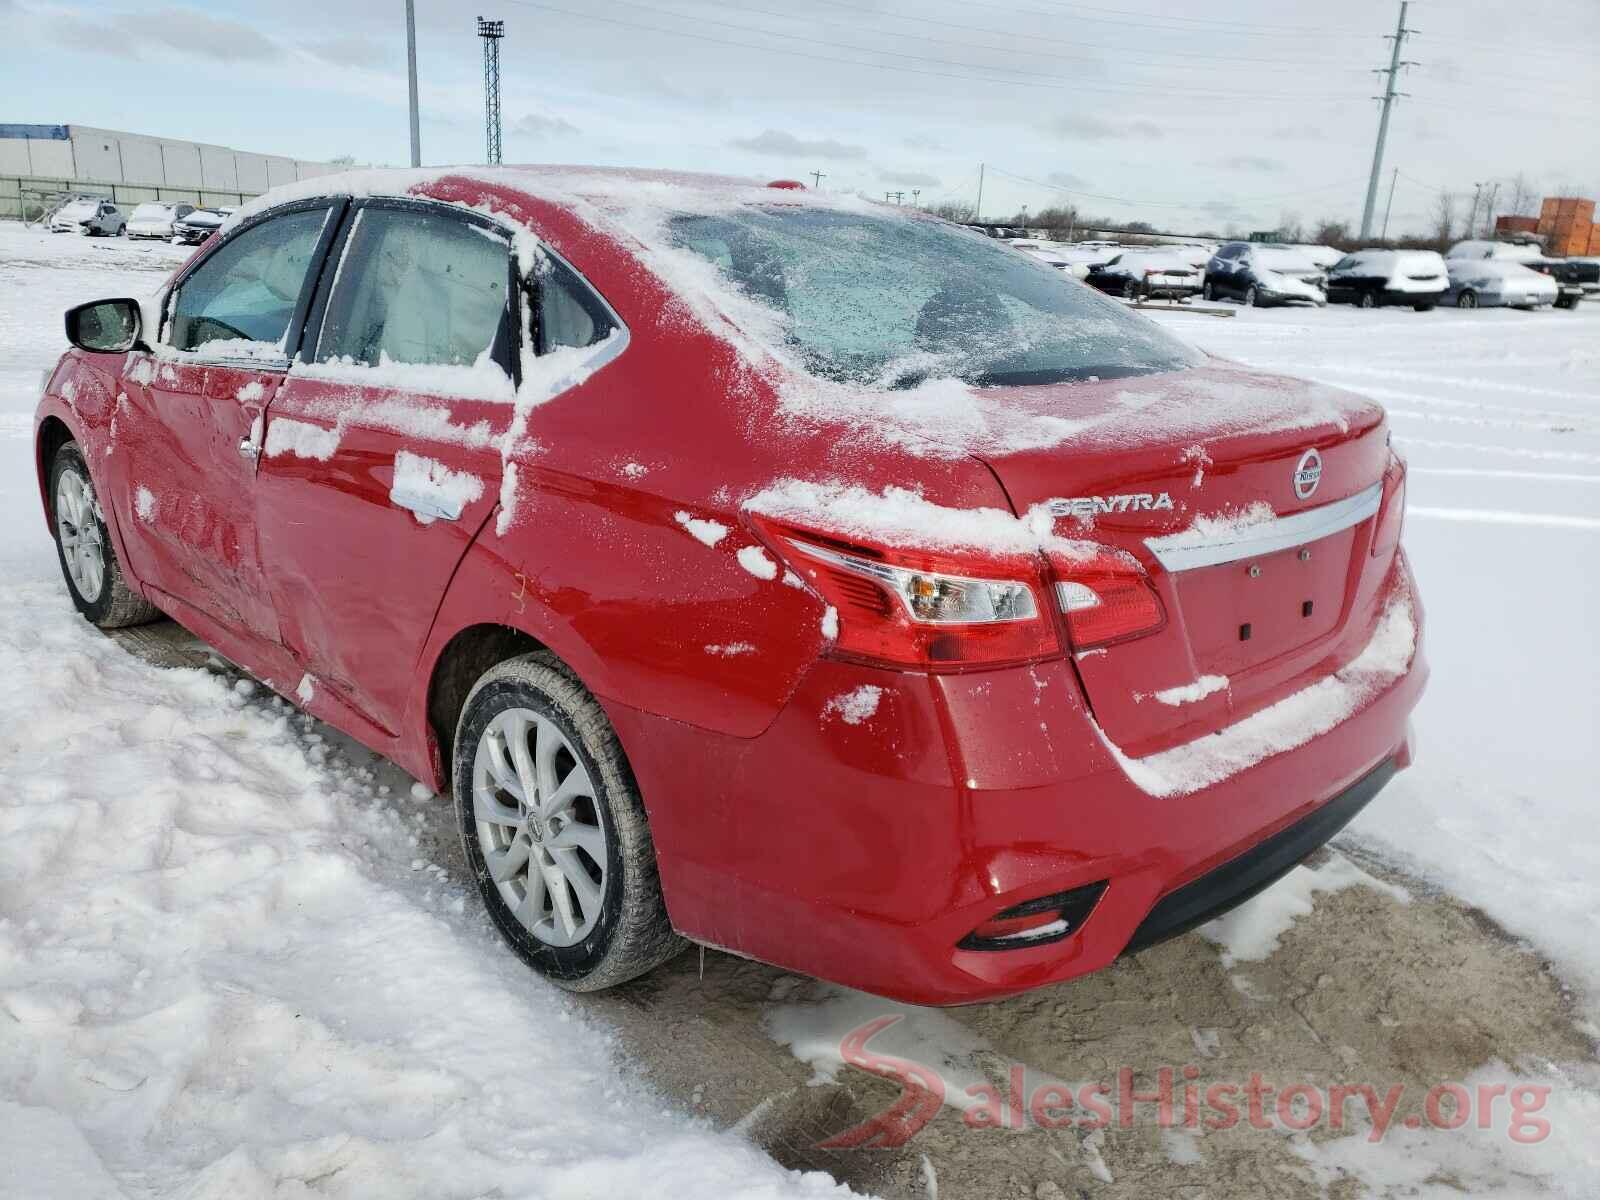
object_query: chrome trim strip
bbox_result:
[1144,482,1383,572]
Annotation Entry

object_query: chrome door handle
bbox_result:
[238,436,260,461]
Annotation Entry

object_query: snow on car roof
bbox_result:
[219,167,1372,459]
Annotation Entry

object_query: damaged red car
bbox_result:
[34,168,1424,1004]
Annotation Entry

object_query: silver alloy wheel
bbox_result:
[472,707,608,948]
[54,466,105,602]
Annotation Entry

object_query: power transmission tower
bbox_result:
[810,170,826,189]
[1381,167,1398,240]
[477,16,505,165]
[1359,0,1418,240]
[405,0,421,166]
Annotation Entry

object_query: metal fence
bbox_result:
[0,174,263,223]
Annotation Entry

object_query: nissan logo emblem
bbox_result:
[1293,449,1323,500]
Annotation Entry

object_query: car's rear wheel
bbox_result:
[1413,302,1435,312]
[49,442,161,628]
[454,653,684,991]
[1121,279,1137,299]
[1358,291,1377,309]
[1243,285,1258,306]
[1202,280,1215,301]
[1457,290,1478,309]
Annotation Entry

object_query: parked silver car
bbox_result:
[49,199,126,236]
[1444,259,1558,310]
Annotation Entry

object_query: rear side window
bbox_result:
[168,206,331,352]
[534,255,615,354]
[317,207,510,368]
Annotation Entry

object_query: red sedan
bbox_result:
[34,169,1424,1004]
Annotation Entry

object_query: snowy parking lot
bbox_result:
[1,223,1597,1198]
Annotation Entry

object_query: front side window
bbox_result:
[168,206,331,353]
[670,208,1201,388]
[317,207,510,369]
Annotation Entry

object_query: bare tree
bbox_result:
[1277,211,1305,243]
[1430,192,1459,248]
[928,201,976,223]
[1503,173,1539,216]
[1312,218,1351,248]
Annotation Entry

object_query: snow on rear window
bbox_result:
[668,207,1200,390]
[1253,247,1317,272]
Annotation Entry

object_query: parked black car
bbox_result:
[1522,258,1587,309]
[1084,250,1202,300]
[1325,250,1447,311]
[1203,242,1326,306]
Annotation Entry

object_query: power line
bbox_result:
[498,0,1360,102]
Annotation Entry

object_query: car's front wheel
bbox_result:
[1457,290,1478,309]
[454,653,684,991]
[1359,291,1377,309]
[49,442,161,628]
[1202,280,1215,301]
[1243,285,1258,306]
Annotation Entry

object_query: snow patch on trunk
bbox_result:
[1103,588,1417,798]
[1148,675,1229,707]
[133,486,156,523]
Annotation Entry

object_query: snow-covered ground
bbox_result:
[2,222,1597,1198]
[1144,301,1600,1016]
[0,225,854,1200]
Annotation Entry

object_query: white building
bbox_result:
[0,123,340,218]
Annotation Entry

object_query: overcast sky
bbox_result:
[5,0,1596,236]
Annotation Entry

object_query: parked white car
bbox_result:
[1444,259,1558,309]
[49,199,125,236]
[125,202,196,240]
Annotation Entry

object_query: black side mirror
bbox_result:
[65,298,143,353]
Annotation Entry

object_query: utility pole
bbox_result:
[477,16,505,165]
[810,170,826,189]
[976,162,985,222]
[1468,181,1484,239]
[1381,166,1398,240]
[911,189,920,208]
[1483,182,1501,237]
[405,0,421,167]
[1359,0,1417,240]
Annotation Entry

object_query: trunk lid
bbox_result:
[974,362,1392,755]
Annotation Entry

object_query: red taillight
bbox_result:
[1371,454,1407,559]
[1050,548,1165,649]
[750,517,1059,671]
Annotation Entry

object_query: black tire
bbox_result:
[454,652,685,991]
[1243,285,1258,307]
[1202,280,1215,301]
[1413,303,1435,312]
[1121,279,1137,299]
[1358,291,1377,310]
[1553,295,1576,310]
[48,442,161,628]
[1457,290,1478,310]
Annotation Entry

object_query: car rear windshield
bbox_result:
[668,207,1202,388]
[131,203,172,221]
[59,201,97,220]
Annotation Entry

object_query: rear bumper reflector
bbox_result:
[958,881,1108,951]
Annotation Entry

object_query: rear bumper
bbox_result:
[617,557,1427,1005]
